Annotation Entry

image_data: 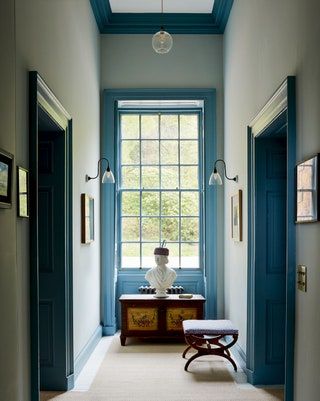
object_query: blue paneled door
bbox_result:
[254,137,286,384]
[38,130,67,390]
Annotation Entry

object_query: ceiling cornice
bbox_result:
[90,0,233,34]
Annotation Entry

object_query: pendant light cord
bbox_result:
[161,0,164,30]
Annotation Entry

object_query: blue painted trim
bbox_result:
[284,76,296,401]
[102,325,117,336]
[246,126,255,375]
[90,0,233,34]
[203,92,217,319]
[101,92,117,336]
[225,335,246,370]
[66,374,75,391]
[235,343,247,367]
[102,89,217,332]
[246,77,296,399]
[74,325,102,380]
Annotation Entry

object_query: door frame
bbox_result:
[29,71,74,399]
[247,76,296,401]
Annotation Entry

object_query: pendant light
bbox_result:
[152,0,173,54]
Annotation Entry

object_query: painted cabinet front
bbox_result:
[120,294,205,345]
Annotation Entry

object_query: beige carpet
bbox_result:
[41,336,283,401]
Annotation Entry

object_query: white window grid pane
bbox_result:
[119,112,201,269]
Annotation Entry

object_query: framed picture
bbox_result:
[296,154,320,223]
[0,148,13,208]
[17,166,29,218]
[231,190,242,241]
[81,193,94,243]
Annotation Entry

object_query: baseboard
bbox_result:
[66,373,74,390]
[102,324,117,336]
[225,335,247,371]
[74,325,102,380]
[235,343,246,367]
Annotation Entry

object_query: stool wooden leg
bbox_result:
[182,345,192,359]
[184,352,202,372]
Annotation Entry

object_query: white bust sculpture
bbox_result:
[145,247,177,298]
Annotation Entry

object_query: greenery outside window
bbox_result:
[117,111,203,269]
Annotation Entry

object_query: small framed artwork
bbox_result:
[81,193,94,243]
[17,166,29,218]
[0,148,13,208]
[231,190,242,241]
[296,154,320,223]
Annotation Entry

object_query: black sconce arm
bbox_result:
[214,159,238,182]
[86,158,111,182]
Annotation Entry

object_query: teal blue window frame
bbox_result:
[101,89,217,335]
[117,109,203,270]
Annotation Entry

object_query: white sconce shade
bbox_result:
[102,168,115,184]
[209,170,223,186]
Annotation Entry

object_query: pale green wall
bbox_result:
[0,0,19,399]
[0,1,101,400]
[100,34,226,317]
[224,1,320,400]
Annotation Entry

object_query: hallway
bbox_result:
[41,336,283,401]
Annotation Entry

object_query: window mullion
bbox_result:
[139,114,142,269]
[159,113,162,246]
[178,114,182,269]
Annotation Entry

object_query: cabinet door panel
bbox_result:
[127,307,158,331]
[166,307,197,331]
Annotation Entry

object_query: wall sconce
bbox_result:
[209,159,238,186]
[86,158,115,184]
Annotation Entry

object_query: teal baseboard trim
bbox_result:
[102,325,117,336]
[66,374,74,390]
[225,335,246,371]
[235,344,247,372]
[74,325,102,380]
[245,367,285,386]
[246,368,254,384]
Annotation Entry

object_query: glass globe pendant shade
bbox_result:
[152,28,173,54]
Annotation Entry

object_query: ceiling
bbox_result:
[90,0,233,34]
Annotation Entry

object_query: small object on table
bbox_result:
[179,294,193,299]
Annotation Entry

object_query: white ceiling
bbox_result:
[109,0,215,14]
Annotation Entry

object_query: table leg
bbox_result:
[120,334,126,346]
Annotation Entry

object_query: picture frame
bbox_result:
[17,166,29,218]
[295,153,320,223]
[81,193,94,243]
[0,148,13,208]
[231,189,242,241]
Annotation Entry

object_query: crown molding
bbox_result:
[90,0,233,34]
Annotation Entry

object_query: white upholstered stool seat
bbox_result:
[182,319,239,372]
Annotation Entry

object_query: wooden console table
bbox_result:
[119,294,205,346]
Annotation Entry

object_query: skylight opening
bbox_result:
[109,0,215,14]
